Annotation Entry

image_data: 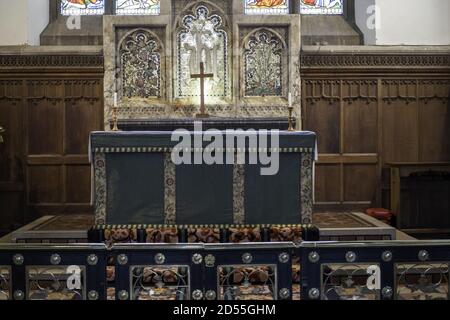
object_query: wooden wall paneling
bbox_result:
[25,78,103,219]
[343,164,377,204]
[0,80,24,181]
[0,51,104,234]
[303,77,381,210]
[342,80,378,154]
[0,79,25,234]
[27,80,64,155]
[303,80,341,154]
[65,79,103,155]
[418,80,450,162]
[382,80,419,163]
[315,164,341,204]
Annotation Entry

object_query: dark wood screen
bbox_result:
[301,52,450,212]
[0,52,104,234]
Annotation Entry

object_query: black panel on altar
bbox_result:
[176,161,234,225]
[245,153,301,224]
[106,153,165,224]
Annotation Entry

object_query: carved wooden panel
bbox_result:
[418,80,450,162]
[303,80,340,154]
[315,164,340,203]
[342,80,378,154]
[382,80,419,163]
[26,79,103,218]
[0,53,103,232]
[0,80,24,234]
[302,52,450,213]
[344,164,377,202]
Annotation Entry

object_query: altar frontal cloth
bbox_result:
[90,131,316,226]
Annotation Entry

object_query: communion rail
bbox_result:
[1,241,449,300]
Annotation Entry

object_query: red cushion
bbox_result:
[366,208,392,220]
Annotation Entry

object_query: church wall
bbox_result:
[27,0,50,46]
[375,0,450,45]
[0,0,49,46]
[354,0,376,45]
[0,0,28,46]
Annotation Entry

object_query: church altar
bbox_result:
[90,130,316,226]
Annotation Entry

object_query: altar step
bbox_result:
[3,212,396,244]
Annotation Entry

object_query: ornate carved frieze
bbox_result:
[382,80,417,104]
[418,80,450,104]
[24,79,101,104]
[0,80,22,103]
[342,80,377,104]
[0,55,103,69]
[303,80,340,104]
[301,54,450,69]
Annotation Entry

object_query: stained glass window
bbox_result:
[116,0,161,16]
[176,5,229,98]
[300,0,344,15]
[60,0,105,16]
[244,0,290,15]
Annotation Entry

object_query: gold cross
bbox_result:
[190,62,214,118]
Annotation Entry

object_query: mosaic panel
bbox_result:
[120,30,162,99]
[244,30,284,97]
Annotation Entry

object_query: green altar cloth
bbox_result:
[90,131,316,226]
